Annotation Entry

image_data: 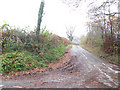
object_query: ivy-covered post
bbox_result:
[36,0,44,42]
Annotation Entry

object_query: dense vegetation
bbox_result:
[80,0,120,64]
[0,24,72,75]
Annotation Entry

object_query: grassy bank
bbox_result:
[1,24,73,75]
[1,45,72,75]
[80,44,119,65]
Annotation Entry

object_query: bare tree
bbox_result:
[61,0,83,8]
[66,26,75,41]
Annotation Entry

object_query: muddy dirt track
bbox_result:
[1,45,120,88]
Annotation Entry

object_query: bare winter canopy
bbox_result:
[62,0,82,8]
[66,26,75,41]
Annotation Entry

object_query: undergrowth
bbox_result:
[1,24,72,75]
[80,44,119,64]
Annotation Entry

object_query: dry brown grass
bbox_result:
[51,34,73,46]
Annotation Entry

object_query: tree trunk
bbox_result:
[36,1,44,42]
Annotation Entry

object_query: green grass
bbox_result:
[80,44,119,64]
[1,51,43,75]
[1,24,73,76]
[1,44,72,75]
[65,44,73,49]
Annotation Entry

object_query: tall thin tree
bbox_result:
[36,0,44,41]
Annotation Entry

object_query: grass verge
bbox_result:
[1,44,73,76]
[80,44,119,65]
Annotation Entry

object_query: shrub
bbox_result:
[1,51,46,75]
[1,24,72,75]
